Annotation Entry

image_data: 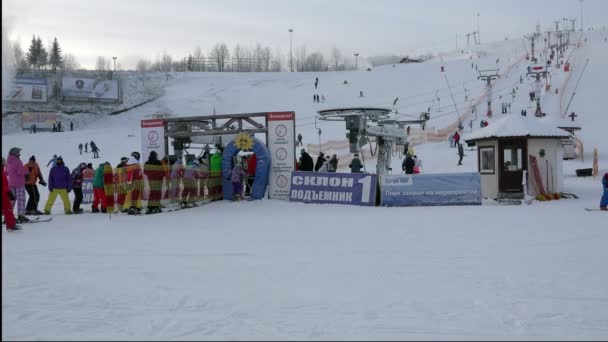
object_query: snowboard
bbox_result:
[585,208,607,212]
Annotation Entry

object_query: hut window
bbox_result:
[479,146,495,174]
[503,147,523,171]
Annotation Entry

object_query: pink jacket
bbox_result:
[6,154,26,187]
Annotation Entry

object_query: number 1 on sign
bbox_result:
[358,175,372,203]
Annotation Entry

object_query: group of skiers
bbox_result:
[297,149,363,173]
[1,146,259,231]
[77,141,100,158]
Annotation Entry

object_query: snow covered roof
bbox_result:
[463,115,571,142]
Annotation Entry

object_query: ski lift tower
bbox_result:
[477,69,500,118]
[317,107,405,176]
[527,65,549,117]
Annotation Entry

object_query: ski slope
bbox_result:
[2,30,608,340]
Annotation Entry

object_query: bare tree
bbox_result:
[62,53,80,72]
[193,46,203,71]
[210,43,229,72]
[331,47,342,71]
[261,46,272,72]
[295,45,307,72]
[305,52,326,71]
[12,42,28,73]
[253,43,263,72]
[96,56,107,71]
[160,51,172,72]
[232,44,243,72]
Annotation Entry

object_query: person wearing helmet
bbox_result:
[43,156,72,215]
[143,151,164,214]
[6,147,29,223]
[70,162,87,213]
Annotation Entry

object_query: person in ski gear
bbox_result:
[448,133,454,148]
[297,133,303,146]
[413,155,422,174]
[143,151,164,214]
[349,154,363,173]
[320,155,332,172]
[170,159,184,203]
[44,156,72,215]
[229,164,248,200]
[406,125,411,136]
[47,154,58,168]
[91,143,100,159]
[70,121,74,131]
[314,77,318,89]
[92,163,107,213]
[85,142,88,153]
[209,150,223,201]
[114,157,128,212]
[600,173,608,211]
[458,143,464,165]
[181,156,200,207]
[6,147,29,223]
[329,154,338,172]
[245,153,257,196]
[125,152,144,215]
[453,131,461,146]
[314,152,326,172]
[70,162,87,213]
[78,143,83,155]
[2,157,19,231]
[299,149,314,172]
[403,154,415,174]
[24,155,46,215]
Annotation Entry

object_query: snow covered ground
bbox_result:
[2,30,607,340]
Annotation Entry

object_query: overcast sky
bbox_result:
[3,0,607,70]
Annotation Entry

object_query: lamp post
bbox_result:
[578,0,584,31]
[354,53,359,70]
[112,57,117,71]
[289,28,293,72]
[477,13,480,44]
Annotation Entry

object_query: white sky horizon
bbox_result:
[2,0,607,70]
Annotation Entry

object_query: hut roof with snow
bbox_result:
[464,115,570,143]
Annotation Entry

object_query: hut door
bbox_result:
[499,140,526,193]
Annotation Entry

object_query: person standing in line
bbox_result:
[314,152,326,172]
[600,173,608,211]
[229,164,248,201]
[70,162,86,214]
[299,149,314,172]
[47,154,58,168]
[403,154,415,175]
[44,156,72,215]
[349,154,363,173]
[6,147,29,223]
[2,157,20,231]
[329,154,338,172]
[78,143,83,155]
[143,151,164,214]
[24,155,46,215]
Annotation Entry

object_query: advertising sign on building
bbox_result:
[380,173,482,206]
[5,77,48,103]
[62,77,119,101]
[21,112,57,130]
[266,111,296,200]
[141,119,165,160]
[82,178,94,205]
[289,172,377,206]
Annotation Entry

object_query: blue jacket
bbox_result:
[48,164,72,191]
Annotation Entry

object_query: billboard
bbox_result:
[266,112,296,200]
[141,119,165,160]
[380,173,482,206]
[5,77,48,103]
[62,77,119,101]
[289,171,377,206]
[22,112,57,130]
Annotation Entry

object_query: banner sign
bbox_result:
[267,111,296,200]
[141,119,165,160]
[380,173,482,206]
[5,77,48,103]
[62,77,119,101]
[289,171,377,206]
[21,112,57,130]
[82,178,94,205]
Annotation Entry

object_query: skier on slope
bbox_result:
[2,157,20,231]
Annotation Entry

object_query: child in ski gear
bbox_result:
[47,154,57,168]
[413,155,421,174]
[329,154,338,172]
[169,159,184,203]
[349,154,363,173]
[601,173,608,211]
[7,147,29,223]
[2,157,19,230]
[245,153,257,196]
[24,155,46,215]
[114,157,128,212]
[229,164,248,200]
[181,158,201,207]
[44,156,72,215]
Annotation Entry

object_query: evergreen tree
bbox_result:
[187,54,193,71]
[49,37,63,73]
[37,37,48,70]
[25,35,39,69]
